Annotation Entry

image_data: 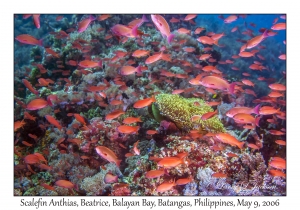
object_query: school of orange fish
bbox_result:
[14,14,286,196]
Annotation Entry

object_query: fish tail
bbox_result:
[262,28,269,38]
[136,65,142,74]
[255,115,261,127]
[89,15,96,21]
[237,141,245,149]
[98,60,103,68]
[213,39,219,46]
[142,14,148,23]
[116,159,122,168]
[253,104,260,115]
[229,82,236,95]
[131,25,138,37]
[151,95,156,103]
[167,33,175,44]
[38,39,43,47]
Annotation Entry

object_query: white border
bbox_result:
[2,0,297,209]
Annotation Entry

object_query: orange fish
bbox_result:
[55,180,74,189]
[184,14,197,21]
[145,52,163,64]
[268,169,286,178]
[156,179,176,193]
[233,113,257,126]
[117,125,139,134]
[269,130,285,135]
[241,79,255,86]
[259,106,280,115]
[45,115,62,130]
[197,36,218,45]
[73,113,87,125]
[78,15,96,32]
[120,65,141,75]
[175,177,193,185]
[247,143,259,150]
[22,141,33,147]
[145,169,165,179]
[146,130,157,135]
[105,109,125,121]
[95,146,121,167]
[226,105,260,118]
[78,60,102,68]
[199,54,211,61]
[177,28,191,34]
[194,27,205,34]
[224,15,238,23]
[212,172,227,178]
[183,47,195,52]
[111,24,138,38]
[132,49,150,58]
[157,157,184,168]
[243,30,268,51]
[98,14,111,21]
[151,15,174,43]
[271,22,286,30]
[27,98,48,110]
[104,172,118,184]
[24,154,40,164]
[278,54,286,60]
[226,153,238,158]
[15,34,43,46]
[275,140,286,146]
[22,79,39,95]
[133,140,140,155]
[269,157,286,169]
[40,183,55,191]
[33,14,40,28]
[200,76,235,95]
[207,101,221,106]
[201,110,218,120]
[110,99,123,106]
[269,83,286,91]
[133,96,156,108]
[215,133,244,149]
[123,117,142,124]
[14,120,26,132]
[231,26,238,32]
[45,48,59,58]
[239,51,255,57]
[172,89,184,95]
[87,85,106,92]
[268,91,284,98]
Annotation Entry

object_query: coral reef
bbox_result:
[153,94,225,133]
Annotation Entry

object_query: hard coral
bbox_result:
[153,94,225,133]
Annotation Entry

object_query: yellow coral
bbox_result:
[154,94,225,133]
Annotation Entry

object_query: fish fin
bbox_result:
[167,33,175,44]
[253,104,260,115]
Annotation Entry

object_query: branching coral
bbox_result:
[153,94,225,133]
